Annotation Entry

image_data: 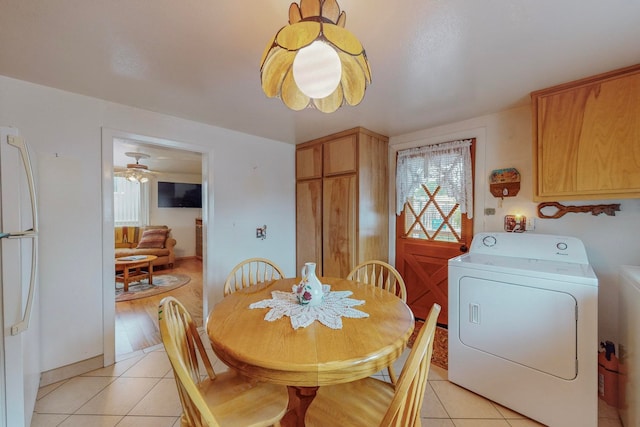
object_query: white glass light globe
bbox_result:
[293,41,342,99]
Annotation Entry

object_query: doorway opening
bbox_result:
[395,138,476,325]
[102,128,210,364]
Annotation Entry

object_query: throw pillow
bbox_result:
[136,229,168,249]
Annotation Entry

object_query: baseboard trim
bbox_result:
[39,354,105,387]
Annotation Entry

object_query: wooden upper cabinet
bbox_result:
[296,144,322,180]
[324,134,357,176]
[531,64,640,201]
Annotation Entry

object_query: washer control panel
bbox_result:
[482,235,497,247]
[470,232,588,264]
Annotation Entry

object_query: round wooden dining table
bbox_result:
[206,277,414,427]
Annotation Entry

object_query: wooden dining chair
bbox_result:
[223,257,285,296]
[347,260,407,302]
[347,260,408,383]
[304,303,441,427]
[158,296,288,427]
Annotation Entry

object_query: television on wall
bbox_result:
[158,181,202,208]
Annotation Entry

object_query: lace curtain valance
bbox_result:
[396,139,473,217]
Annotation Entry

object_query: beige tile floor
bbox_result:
[32,331,623,427]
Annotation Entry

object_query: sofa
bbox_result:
[115,225,176,269]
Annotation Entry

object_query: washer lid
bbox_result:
[449,253,598,285]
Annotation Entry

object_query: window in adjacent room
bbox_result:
[114,177,149,226]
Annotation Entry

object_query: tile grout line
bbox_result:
[423,380,453,421]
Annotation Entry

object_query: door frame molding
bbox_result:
[101,127,213,366]
[388,127,487,264]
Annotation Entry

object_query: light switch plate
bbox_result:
[256,224,267,239]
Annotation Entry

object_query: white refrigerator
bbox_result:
[0,127,40,427]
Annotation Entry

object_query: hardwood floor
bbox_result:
[115,257,203,357]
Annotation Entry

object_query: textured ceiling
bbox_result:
[1,0,639,145]
[113,138,202,175]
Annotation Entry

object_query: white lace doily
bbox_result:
[249,285,369,329]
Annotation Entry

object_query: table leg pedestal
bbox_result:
[122,268,130,292]
[281,386,319,427]
[148,262,154,285]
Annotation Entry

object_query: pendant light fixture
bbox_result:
[260,0,372,113]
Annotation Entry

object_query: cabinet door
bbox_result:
[296,144,322,180]
[324,134,357,176]
[357,133,389,263]
[322,174,356,278]
[534,66,640,200]
[296,180,322,273]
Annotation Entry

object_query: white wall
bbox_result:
[0,75,296,372]
[390,105,640,344]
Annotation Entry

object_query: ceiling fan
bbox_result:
[114,152,157,183]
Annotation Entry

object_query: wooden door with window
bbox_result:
[395,140,475,324]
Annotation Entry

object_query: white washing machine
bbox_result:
[448,232,598,427]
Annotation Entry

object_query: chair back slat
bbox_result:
[347,260,407,302]
[381,303,441,427]
[224,257,285,295]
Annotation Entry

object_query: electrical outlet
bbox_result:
[526,217,536,230]
[504,215,526,232]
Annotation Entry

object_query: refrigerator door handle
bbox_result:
[7,135,38,233]
[9,235,37,335]
[5,135,39,335]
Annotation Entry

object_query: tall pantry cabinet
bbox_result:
[296,127,389,277]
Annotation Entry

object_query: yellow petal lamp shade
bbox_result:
[260,0,372,113]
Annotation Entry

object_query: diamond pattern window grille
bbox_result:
[403,183,462,243]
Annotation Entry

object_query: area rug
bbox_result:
[115,273,191,302]
[408,320,448,370]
